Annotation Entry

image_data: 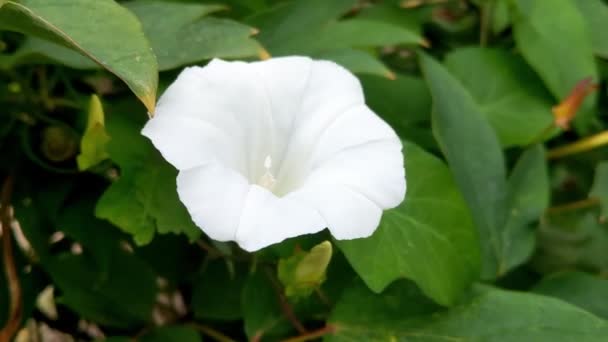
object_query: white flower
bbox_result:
[142,56,406,251]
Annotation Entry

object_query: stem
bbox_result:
[188,323,236,342]
[280,325,337,342]
[0,174,21,342]
[546,197,600,214]
[548,130,608,159]
[480,0,494,46]
[264,267,307,334]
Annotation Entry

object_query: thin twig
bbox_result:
[546,197,600,214]
[280,325,337,342]
[0,174,21,342]
[264,267,307,334]
[188,323,236,342]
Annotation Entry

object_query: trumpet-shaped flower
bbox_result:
[142,56,406,251]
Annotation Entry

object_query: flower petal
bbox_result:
[144,59,274,178]
[292,184,383,239]
[142,114,244,171]
[177,163,250,241]
[306,140,406,210]
[235,185,326,252]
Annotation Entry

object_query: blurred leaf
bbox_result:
[421,53,507,279]
[48,249,157,328]
[536,212,608,274]
[77,95,110,171]
[282,19,423,54]
[492,0,511,34]
[360,73,431,130]
[192,260,246,320]
[140,326,201,342]
[0,0,158,112]
[590,161,608,219]
[512,0,598,132]
[338,143,480,306]
[248,0,356,50]
[315,48,394,78]
[499,145,549,275]
[445,47,553,146]
[357,2,428,34]
[125,1,264,70]
[533,271,608,320]
[96,111,200,244]
[573,0,608,59]
[242,271,290,340]
[328,281,608,341]
[278,241,332,299]
[0,36,96,69]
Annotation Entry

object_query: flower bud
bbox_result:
[40,125,78,162]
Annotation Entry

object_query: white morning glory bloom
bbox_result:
[142,56,406,251]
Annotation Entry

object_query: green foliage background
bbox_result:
[1,0,608,340]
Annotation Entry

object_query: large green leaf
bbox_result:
[512,0,598,132]
[360,73,431,131]
[0,0,158,112]
[247,0,356,51]
[328,281,608,341]
[499,145,549,275]
[445,47,553,146]
[533,271,608,320]
[96,109,200,244]
[421,53,507,279]
[573,0,608,59]
[125,1,264,71]
[276,18,423,54]
[337,143,480,306]
[315,48,394,78]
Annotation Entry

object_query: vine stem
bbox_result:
[264,267,307,334]
[0,174,21,342]
[479,0,494,46]
[280,325,337,342]
[546,197,600,214]
[188,323,236,342]
[548,130,608,159]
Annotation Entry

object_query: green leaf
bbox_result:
[140,326,201,342]
[573,0,608,58]
[445,47,553,146]
[192,260,246,320]
[590,161,608,219]
[512,0,598,132]
[328,281,608,341]
[0,37,96,70]
[77,95,110,171]
[48,249,157,328]
[314,48,394,78]
[421,53,507,279]
[533,271,608,320]
[499,145,549,275]
[242,271,290,340]
[337,143,480,306]
[292,19,423,54]
[125,1,264,71]
[0,0,158,112]
[360,73,431,129]
[278,241,332,299]
[248,0,357,51]
[96,110,199,244]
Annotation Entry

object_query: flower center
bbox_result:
[257,155,276,190]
